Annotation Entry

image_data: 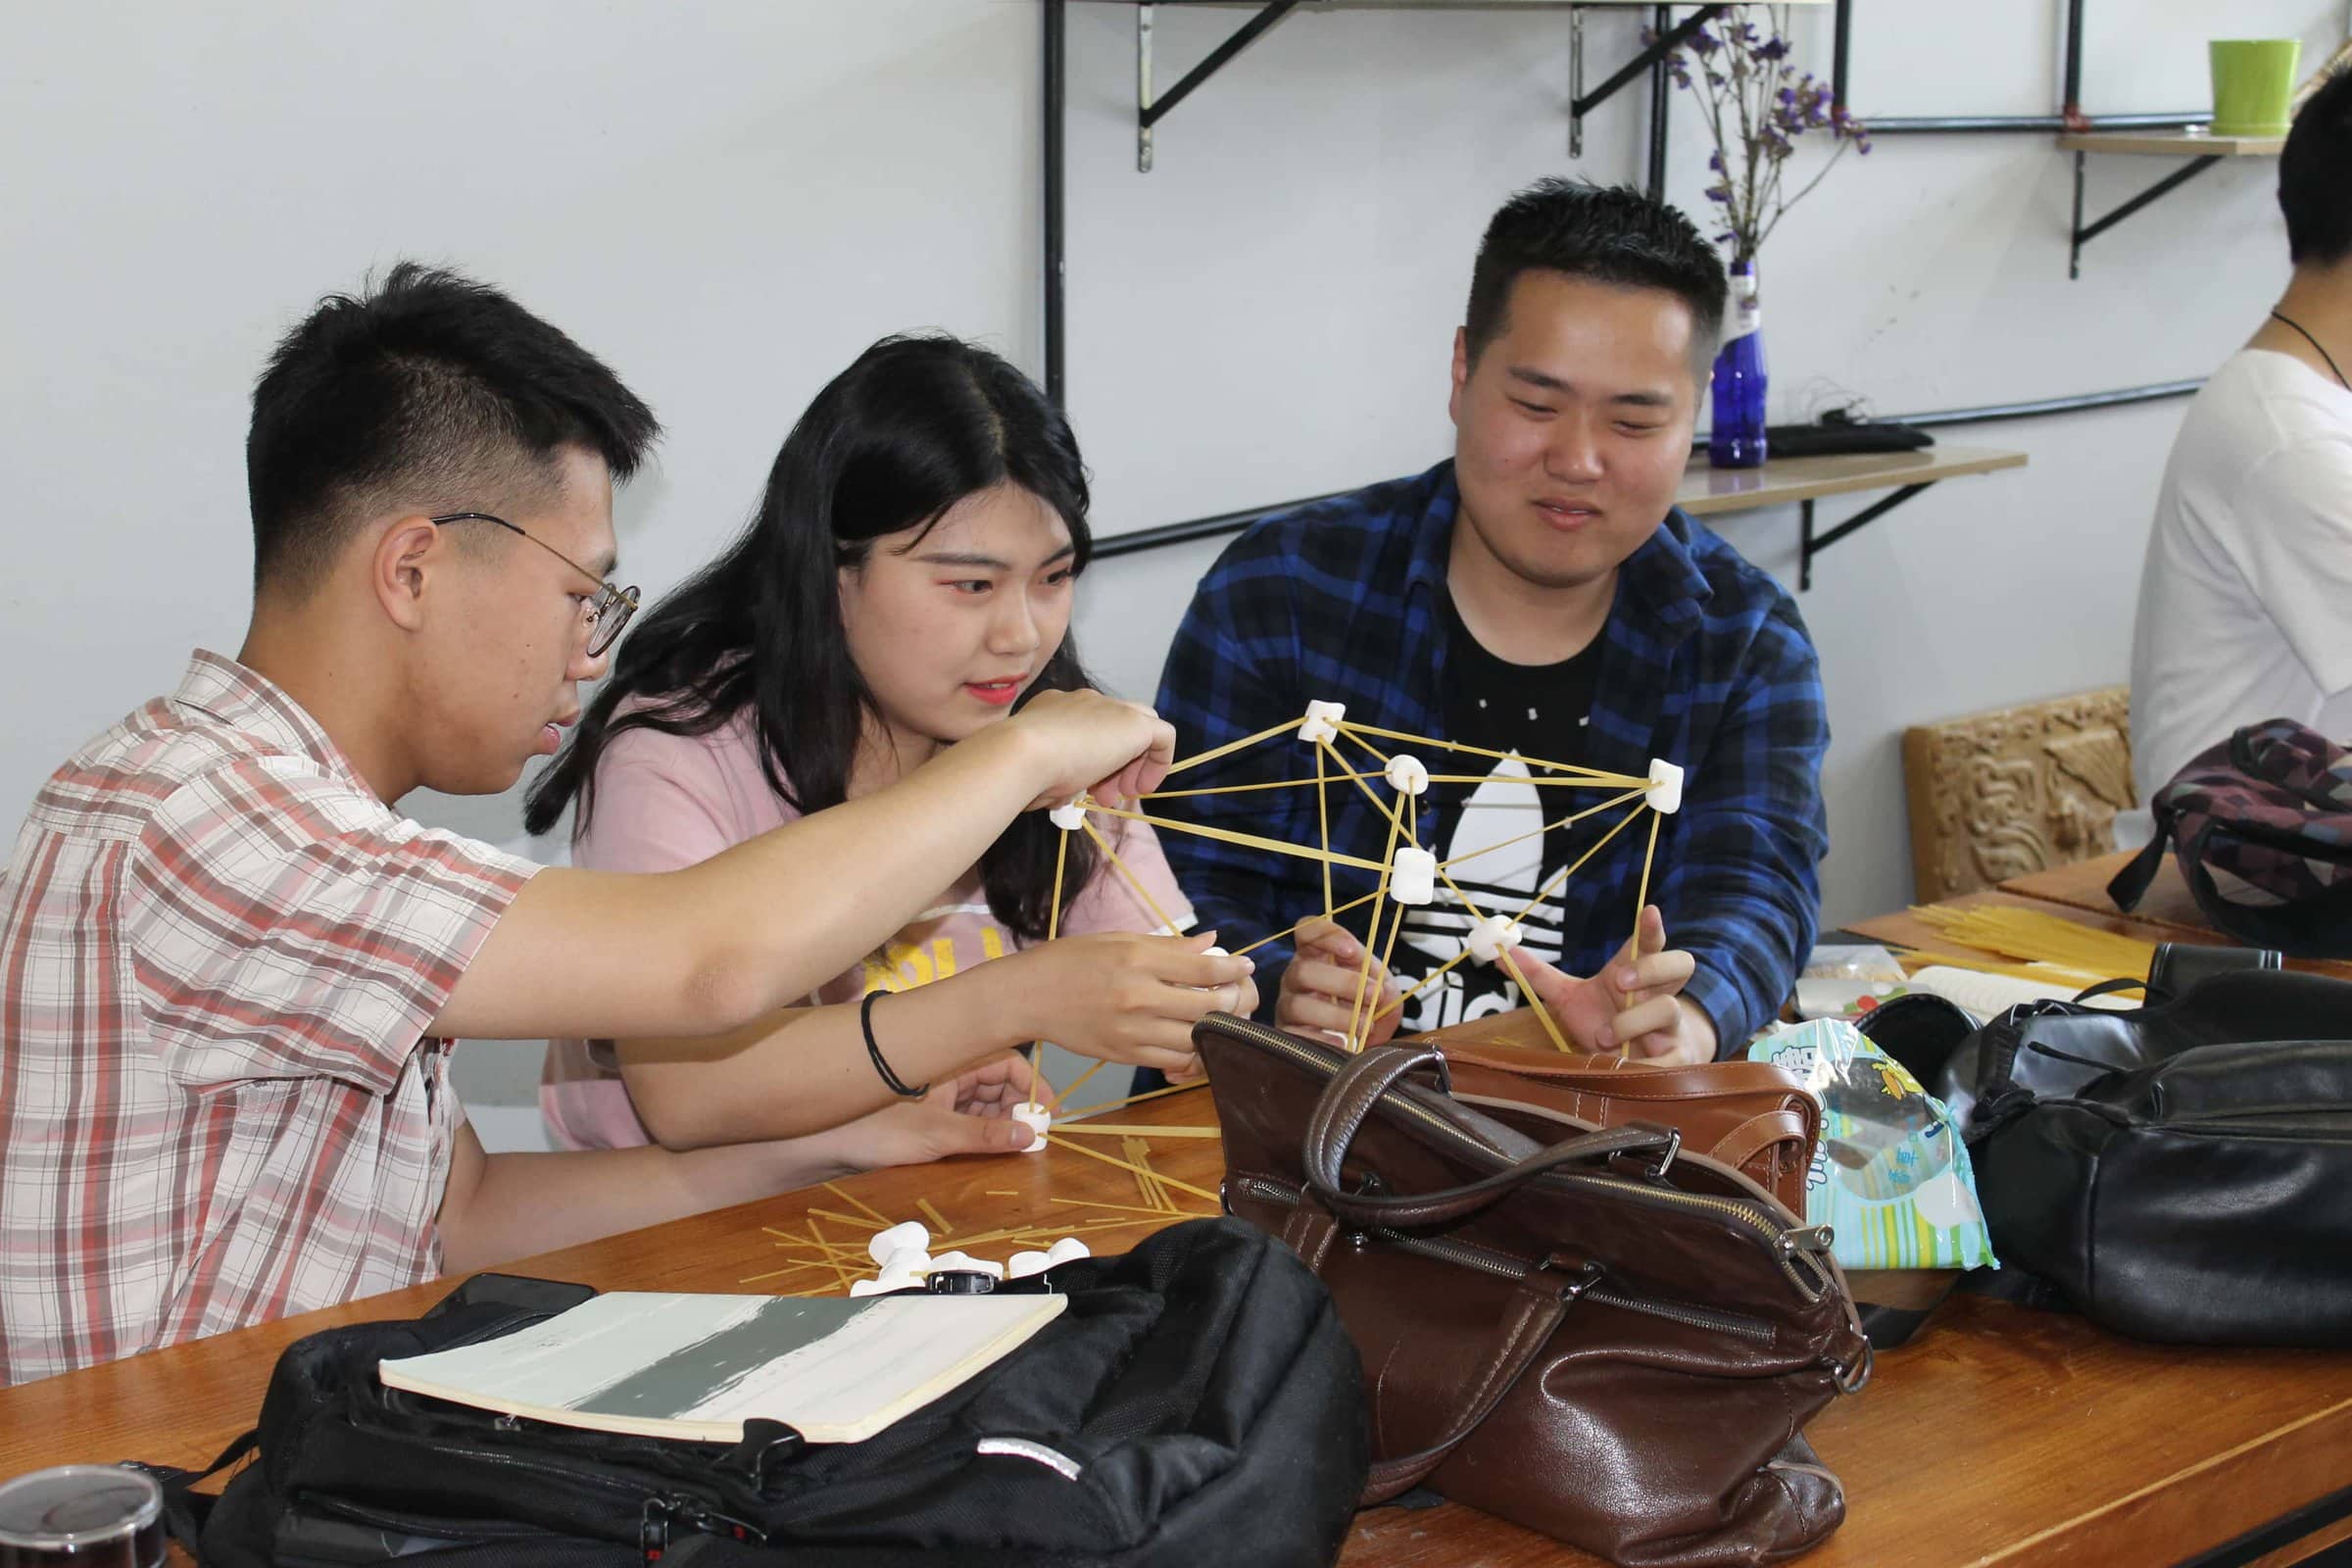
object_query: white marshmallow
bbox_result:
[1298,700,1348,744]
[867,1221,931,1267]
[1045,1237,1092,1266]
[1388,846,1437,906]
[1049,799,1089,831]
[1011,1101,1052,1152]
[854,1259,927,1296]
[880,1246,932,1278]
[1384,754,1430,797]
[1007,1250,1054,1279]
[1465,915,1523,965]
[1647,759,1685,815]
[929,1250,1006,1279]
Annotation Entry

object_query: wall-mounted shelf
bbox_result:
[1678,445,2030,590]
[2058,130,2286,157]
[2060,128,2283,279]
[1087,0,1827,172]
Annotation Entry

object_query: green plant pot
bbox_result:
[2210,38,2301,138]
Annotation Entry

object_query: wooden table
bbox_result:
[1840,850,2352,985]
[5,1082,2349,1567]
[1674,445,2028,591]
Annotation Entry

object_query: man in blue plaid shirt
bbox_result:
[1150,181,1828,1065]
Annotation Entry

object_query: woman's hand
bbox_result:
[765,1052,1041,1178]
[1001,687,1177,808]
[1009,931,1256,1078]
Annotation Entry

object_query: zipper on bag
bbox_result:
[1208,1014,1835,1297]
[1228,1173,1781,1344]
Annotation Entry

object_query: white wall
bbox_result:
[3,1,2335,1144]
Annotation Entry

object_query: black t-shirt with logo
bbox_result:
[1385,597,1604,1033]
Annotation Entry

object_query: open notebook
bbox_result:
[379,1290,1064,1445]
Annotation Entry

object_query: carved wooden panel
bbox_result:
[1901,686,2135,903]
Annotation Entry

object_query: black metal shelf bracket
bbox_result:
[2068,149,2223,279]
[1797,482,1933,591]
[1570,3,1727,158]
[1135,1,1300,171]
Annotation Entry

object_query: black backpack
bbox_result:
[145,1218,1367,1567]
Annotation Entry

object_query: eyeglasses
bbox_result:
[429,513,640,658]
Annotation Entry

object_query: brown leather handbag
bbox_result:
[1415,1010,1820,1214]
[1198,1013,1870,1568]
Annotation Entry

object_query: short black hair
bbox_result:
[1463,179,1727,370]
[246,262,660,595]
[2281,70,2352,267]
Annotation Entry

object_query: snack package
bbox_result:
[1747,1018,1997,1272]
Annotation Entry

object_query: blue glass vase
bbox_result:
[1709,260,1767,469]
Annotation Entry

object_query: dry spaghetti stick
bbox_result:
[1020,830,1076,1110]
[807,1207,885,1232]
[1045,1055,1121,1117]
[916,1199,953,1236]
[1500,798,1650,927]
[1347,801,1406,1047]
[1435,861,1573,1053]
[1370,881,1412,1030]
[1050,1122,1222,1139]
[739,1257,844,1286]
[1422,774,1658,789]
[1142,771,1382,802]
[1085,803,1388,873]
[1121,1137,1168,1210]
[1237,887,1385,958]
[1045,1134,1222,1203]
[758,1236,868,1263]
[1317,743,1334,915]
[1073,1078,1211,1117]
[1387,939,1479,1014]
[1336,721,1645,783]
[809,1218,854,1293]
[1435,787,1646,875]
[1052,1196,1202,1218]
[1047,828,1070,943]
[1320,740,1416,844]
[1633,809,1662,951]
[1081,817,1186,938]
[1907,906,2155,972]
[821,1182,891,1227]
[1162,715,1308,779]
[1335,724,1392,772]
[1348,890,1411,1050]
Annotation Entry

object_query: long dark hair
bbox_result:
[524,334,1098,940]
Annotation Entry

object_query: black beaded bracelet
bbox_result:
[860,988,930,1098]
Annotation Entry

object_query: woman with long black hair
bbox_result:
[526,336,1243,1161]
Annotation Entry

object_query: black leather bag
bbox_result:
[1947,969,2352,1348]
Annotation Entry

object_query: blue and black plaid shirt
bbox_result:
[1149,460,1829,1054]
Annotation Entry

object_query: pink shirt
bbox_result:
[541,708,1194,1150]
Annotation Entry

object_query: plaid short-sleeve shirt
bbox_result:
[0,652,537,1385]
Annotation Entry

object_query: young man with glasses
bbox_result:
[0,265,1240,1385]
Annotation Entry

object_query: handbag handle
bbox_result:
[1302,1044,1675,1229]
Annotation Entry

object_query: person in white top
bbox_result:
[2131,70,2352,808]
